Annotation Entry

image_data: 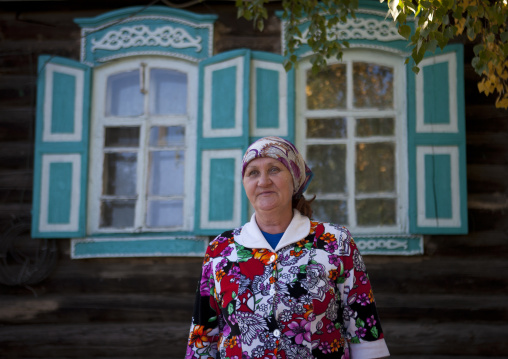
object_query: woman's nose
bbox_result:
[258,172,271,186]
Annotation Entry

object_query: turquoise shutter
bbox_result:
[250,51,295,142]
[195,49,251,235]
[31,55,91,238]
[407,44,468,234]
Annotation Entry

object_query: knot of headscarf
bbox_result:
[242,136,313,198]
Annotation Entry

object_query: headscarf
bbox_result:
[242,136,313,198]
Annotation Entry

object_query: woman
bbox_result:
[186,136,389,359]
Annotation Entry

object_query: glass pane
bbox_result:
[356,118,394,137]
[356,142,395,193]
[100,200,136,228]
[307,118,347,138]
[146,200,183,227]
[148,150,184,196]
[356,198,396,226]
[149,126,185,147]
[306,145,346,194]
[105,127,140,147]
[150,69,187,115]
[312,199,348,225]
[102,153,137,195]
[106,70,144,117]
[353,62,394,109]
[306,64,346,110]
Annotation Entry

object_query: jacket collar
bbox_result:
[236,209,311,252]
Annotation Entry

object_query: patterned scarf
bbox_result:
[242,136,313,198]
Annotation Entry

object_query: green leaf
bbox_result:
[351,336,361,344]
[371,326,379,338]
[399,24,412,39]
[356,318,365,328]
[412,66,420,74]
[208,316,217,322]
[227,302,234,315]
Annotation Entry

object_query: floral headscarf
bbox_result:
[242,136,313,198]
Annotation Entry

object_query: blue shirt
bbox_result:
[261,230,284,250]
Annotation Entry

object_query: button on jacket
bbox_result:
[186,210,390,359]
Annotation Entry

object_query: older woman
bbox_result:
[186,136,389,359]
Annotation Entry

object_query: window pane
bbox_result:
[148,150,184,196]
[356,142,395,193]
[105,127,140,147]
[106,70,144,117]
[312,199,348,225]
[146,200,183,227]
[149,126,185,147]
[306,64,346,110]
[356,198,396,226]
[353,62,393,109]
[307,118,347,138]
[103,153,137,195]
[356,118,394,137]
[306,144,347,194]
[100,200,136,228]
[150,69,187,115]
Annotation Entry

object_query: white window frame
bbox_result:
[296,49,409,235]
[88,57,198,234]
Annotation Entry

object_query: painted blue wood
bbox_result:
[71,237,208,258]
[32,55,91,238]
[424,154,452,219]
[256,67,280,129]
[423,62,450,125]
[211,67,236,129]
[74,6,217,66]
[47,162,73,224]
[195,49,251,235]
[251,51,295,142]
[209,158,235,221]
[407,44,468,234]
[52,72,76,133]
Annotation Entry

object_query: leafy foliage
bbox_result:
[235,0,508,108]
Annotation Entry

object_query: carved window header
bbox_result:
[91,25,203,52]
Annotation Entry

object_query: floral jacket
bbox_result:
[186,210,389,359]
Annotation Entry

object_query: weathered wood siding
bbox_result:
[1,2,507,358]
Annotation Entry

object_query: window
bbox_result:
[297,50,408,234]
[88,58,197,233]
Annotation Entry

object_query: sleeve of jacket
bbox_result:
[185,242,222,359]
[340,229,390,358]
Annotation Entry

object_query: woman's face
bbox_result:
[243,157,294,215]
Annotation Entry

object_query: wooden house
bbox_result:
[1,0,507,358]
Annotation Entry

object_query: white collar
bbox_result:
[236,209,311,252]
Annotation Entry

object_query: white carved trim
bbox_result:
[43,63,84,142]
[203,57,244,138]
[299,17,403,44]
[416,146,461,228]
[91,51,201,66]
[39,154,81,233]
[80,15,215,64]
[251,60,288,137]
[416,52,458,133]
[281,8,409,55]
[355,235,423,255]
[91,25,202,52]
[200,149,243,230]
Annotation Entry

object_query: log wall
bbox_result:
[1,1,507,358]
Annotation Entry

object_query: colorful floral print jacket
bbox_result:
[186,210,389,359]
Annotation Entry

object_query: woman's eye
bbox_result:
[270,167,281,173]
[248,170,259,177]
